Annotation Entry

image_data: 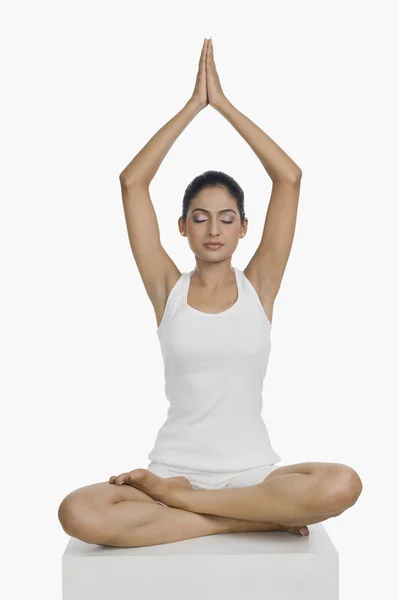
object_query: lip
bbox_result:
[204,243,223,248]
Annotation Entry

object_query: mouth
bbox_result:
[204,243,223,249]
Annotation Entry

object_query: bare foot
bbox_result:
[207,514,309,536]
[237,519,309,536]
[232,517,309,536]
[278,523,309,536]
[109,468,193,507]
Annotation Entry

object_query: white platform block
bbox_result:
[62,523,338,599]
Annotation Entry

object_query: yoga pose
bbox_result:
[58,38,363,547]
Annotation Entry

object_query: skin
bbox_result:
[178,185,248,292]
[191,37,225,110]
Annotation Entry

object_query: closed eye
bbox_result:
[193,219,233,224]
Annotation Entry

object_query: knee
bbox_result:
[58,494,111,545]
[324,465,363,511]
[343,467,363,505]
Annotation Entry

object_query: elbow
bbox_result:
[119,172,150,187]
[119,173,140,187]
[275,170,302,185]
[291,169,302,183]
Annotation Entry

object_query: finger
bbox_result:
[198,40,205,65]
[109,475,116,484]
[114,473,126,485]
[201,41,207,63]
[210,39,215,60]
[208,40,213,62]
[204,40,209,60]
[206,42,212,61]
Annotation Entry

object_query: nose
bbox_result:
[208,221,222,237]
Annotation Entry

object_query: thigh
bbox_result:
[224,461,347,489]
[58,481,164,543]
[260,462,358,517]
[59,481,160,512]
[261,461,349,482]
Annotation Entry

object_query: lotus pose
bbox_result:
[58,38,363,547]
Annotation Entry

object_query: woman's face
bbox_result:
[179,187,247,260]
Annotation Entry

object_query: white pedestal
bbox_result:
[62,523,338,599]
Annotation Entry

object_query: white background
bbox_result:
[2,1,398,598]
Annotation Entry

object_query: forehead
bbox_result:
[191,186,234,208]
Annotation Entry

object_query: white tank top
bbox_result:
[148,266,282,472]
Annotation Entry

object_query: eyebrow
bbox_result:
[191,208,237,215]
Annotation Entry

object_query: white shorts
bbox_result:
[147,461,280,507]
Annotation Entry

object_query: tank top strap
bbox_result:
[240,268,272,328]
[157,272,188,337]
[234,265,244,290]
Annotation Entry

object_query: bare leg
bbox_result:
[97,502,308,547]
[58,482,308,549]
[172,462,363,526]
[116,462,363,527]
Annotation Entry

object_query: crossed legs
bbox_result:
[58,461,363,547]
[169,461,363,526]
[58,480,308,548]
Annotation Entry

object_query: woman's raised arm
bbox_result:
[120,39,209,186]
[119,40,210,326]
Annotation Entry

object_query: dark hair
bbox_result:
[182,170,245,225]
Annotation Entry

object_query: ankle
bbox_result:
[202,513,237,534]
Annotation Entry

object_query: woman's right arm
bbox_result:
[119,98,204,325]
[120,37,208,185]
[120,97,204,186]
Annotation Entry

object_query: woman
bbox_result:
[58,38,363,548]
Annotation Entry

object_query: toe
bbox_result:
[283,524,309,536]
[114,473,127,485]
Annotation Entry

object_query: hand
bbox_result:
[190,38,209,109]
[206,38,226,109]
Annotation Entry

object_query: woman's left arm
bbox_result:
[218,92,303,293]
[206,40,301,182]
[207,39,302,295]
[215,96,302,183]
[217,98,303,295]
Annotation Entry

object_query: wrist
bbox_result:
[188,96,206,112]
[214,95,229,112]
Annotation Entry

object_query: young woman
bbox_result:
[58,38,362,548]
